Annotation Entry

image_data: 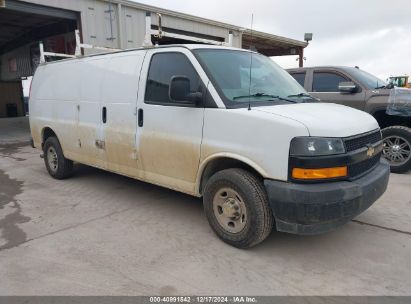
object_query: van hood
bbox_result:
[255,103,379,137]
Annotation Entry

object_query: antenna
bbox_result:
[248,13,254,111]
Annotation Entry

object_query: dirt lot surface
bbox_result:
[0,118,411,295]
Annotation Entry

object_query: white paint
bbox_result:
[30,45,379,197]
[254,103,379,137]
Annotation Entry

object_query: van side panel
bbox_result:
[30,50,146,174]
[73,58,108,168]
[101,52,146,176]
[30,61,81,155]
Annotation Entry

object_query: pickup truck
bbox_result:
[288,66,411,173]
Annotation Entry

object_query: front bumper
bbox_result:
[264,159,390,235]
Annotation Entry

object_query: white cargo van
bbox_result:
[30,45,390,248]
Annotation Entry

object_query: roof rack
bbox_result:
[39,29,121,64]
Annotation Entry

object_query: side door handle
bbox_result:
[138,108,143,127]
[102,106,107,123]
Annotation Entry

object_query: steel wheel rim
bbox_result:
[213,187,247,234]
[383,135,411,166]
[47,146,58,172]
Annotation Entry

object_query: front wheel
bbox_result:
[203,169,273,248]
[382,126,411,173]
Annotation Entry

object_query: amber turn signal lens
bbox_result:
[292,166,348,180]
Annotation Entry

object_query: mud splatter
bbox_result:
[0,169,30,251]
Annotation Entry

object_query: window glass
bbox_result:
[194,49,307,107]
[345,67,387,89]
[290,73,306,87]
[145,52,201,104]
[312,72,348,92]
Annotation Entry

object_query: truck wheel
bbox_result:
[43,136,73,179]
[203,168,273,248]
[382,126,411,173]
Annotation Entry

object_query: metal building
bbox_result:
[0,0,308,118]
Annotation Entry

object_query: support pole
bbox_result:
[74,29,82,56]
[144,12,153,46]
[298,47,304,68]
[39,41,45,64]
[117,3,125,49]
[228,31,233,46]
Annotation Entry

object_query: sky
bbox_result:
[133,0,411,80]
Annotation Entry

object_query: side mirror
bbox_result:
[338,81,358,93]
[386,83,395,89]
[169,76,202,105]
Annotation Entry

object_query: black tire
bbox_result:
[382,126,411,174]
[203,168,273,248]
[43,136,73,179]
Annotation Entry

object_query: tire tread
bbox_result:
[203,168,273,248]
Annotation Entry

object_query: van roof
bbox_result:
[41,44,253,66]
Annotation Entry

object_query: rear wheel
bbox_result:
[382,126,411,173]
[43,136,73,179]
[203,168,273,248]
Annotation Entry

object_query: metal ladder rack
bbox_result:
[39,29,121,64]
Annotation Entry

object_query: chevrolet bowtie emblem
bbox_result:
[366,145,375,158]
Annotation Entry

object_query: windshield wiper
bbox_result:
[287,93,318,102]
[233,93,297,103]
[233,93,277,100]
[287,93,312,98]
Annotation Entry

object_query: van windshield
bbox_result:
[193,49,312,107]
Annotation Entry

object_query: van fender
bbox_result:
[41,125,61,147]
[195,152,269,196]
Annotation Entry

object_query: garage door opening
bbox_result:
[0,0,80,118]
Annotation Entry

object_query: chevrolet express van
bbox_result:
[30,45,390,248]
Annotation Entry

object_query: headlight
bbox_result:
[290,137,345,156]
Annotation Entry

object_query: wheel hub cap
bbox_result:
[213,188,247,234]
[47,147,58,172]
[222,198,240,219]
[383,135,411,166]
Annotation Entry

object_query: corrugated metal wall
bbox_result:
[25,0,241,50]
[1,0,242,80]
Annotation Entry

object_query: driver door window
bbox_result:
[312,72,348,92]
[145,53,202,105]
[310,71,366,110]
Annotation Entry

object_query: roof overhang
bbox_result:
[104,0,309,56]
[242,29,308,57]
